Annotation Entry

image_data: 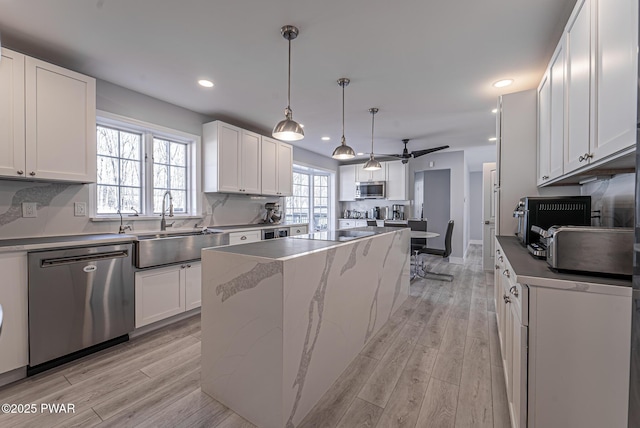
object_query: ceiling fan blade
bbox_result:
[379,153,405,158]
[411,145,450,158]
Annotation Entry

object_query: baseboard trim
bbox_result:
[130,308,201,339]
[469,240,483,245]
[0,366,26,388]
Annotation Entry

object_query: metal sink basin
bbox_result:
[135,230,229,268]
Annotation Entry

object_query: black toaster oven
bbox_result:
[513,196,591,246]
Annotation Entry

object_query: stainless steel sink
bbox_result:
[135,230,229,268]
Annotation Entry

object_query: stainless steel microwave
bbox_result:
[356,181,385,199]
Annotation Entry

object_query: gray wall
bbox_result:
[0,79,335,239]
[469,172,483,241]
[409,151,465,261]
[423,169,451,251]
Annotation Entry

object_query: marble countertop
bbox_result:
[206,226,405,261]
[208,223,309,233]
[0,233,137,253]
[497,236,631,296]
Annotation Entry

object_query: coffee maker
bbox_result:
[392,204,404,220]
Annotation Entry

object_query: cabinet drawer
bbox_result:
[289,225,308,236]
[338,220,354,229]
[229,230,261,245]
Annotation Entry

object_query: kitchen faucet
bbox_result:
[160,190,174,231]
[117,209,132,234]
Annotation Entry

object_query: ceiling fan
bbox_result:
[382,139,449,164]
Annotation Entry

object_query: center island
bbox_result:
[200,226,410,428]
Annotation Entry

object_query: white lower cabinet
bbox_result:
[495,238,630,428]
[229,230,261,245]
[135,262,201,328]
[0,252,28,374]
[289,225,308,236]
[338,219,367,229]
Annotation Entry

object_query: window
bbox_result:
[285,166,332,231]
[94,112,200,217]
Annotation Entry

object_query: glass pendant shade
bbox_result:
[273,25,304,142]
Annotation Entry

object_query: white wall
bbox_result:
[469,172,483,242]
[409,150,465,262]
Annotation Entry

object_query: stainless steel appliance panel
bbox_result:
[514,196,591,245]
[355,181,385,199]
[546,226,633,276]
[28,243,134,366]
[262,228,289,240]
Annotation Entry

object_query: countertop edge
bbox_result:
[496,236,632,297]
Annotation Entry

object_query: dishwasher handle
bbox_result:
[40,250,129,267]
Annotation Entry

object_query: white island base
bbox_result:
[200,228,409,428]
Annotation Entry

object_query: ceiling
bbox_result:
[0,0,576,162]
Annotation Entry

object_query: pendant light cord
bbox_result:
[341,84,345,144]
[370,110,375,155]
[287,38,291,111]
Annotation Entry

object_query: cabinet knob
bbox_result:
[509,285,519,297]
[187,264,191,268]
[181,264,186,268]
[296,229,300,233]
[578,153,593,162]
[17,170,24,175]
[29,171,36,176]
[495,264,500,270]
[498,256,504,263]
[502,269,510,278]
[241,235,247,240]
[503,294,511,304]
[542,175,549,180]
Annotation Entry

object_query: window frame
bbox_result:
[91,110,201,220]
[285,165,333,231]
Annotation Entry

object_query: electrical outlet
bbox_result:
[22,202,37,218]
[74,202,87,217]
[206,205,213,215]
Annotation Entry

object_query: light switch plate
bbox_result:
[74,202,87,217]
[22,202,37,218]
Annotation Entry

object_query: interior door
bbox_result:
[482,162,497,270]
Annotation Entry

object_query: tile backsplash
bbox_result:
[580,173,634,227]
[0,180,282,239]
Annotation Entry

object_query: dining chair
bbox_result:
[420,220,454,281]
[366,220,378,226]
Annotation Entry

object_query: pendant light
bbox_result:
[332,78,356,160]
[363,108,382,170]
[273,25,304,141]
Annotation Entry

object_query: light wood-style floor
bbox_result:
[0,244,508,428]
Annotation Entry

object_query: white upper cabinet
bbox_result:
[537,71,551,185]
[203,121,262,194]
[565,0,592,173]
[592,0,638,160]
[355,163,386,182]
[539,0,637,185]
[548,41,565,180]
[0,49,25,178]
[0,48,96,183]
[261,136,293,197]
[339,165,356,201]
[385,161,408,201]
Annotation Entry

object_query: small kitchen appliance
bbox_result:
[262,202,282,224]
[513,196,591,249]
[392,204,404,220]
[546,226,633,276]
[355,182,385,199]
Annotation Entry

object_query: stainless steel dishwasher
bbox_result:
[28,243,134,369]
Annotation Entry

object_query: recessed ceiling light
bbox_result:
[489,137,497,141]
[321,137,331,141]
[491,108,497,114]
[493,79,513,88]
[357,152,364,156]
[198,79,214,88]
